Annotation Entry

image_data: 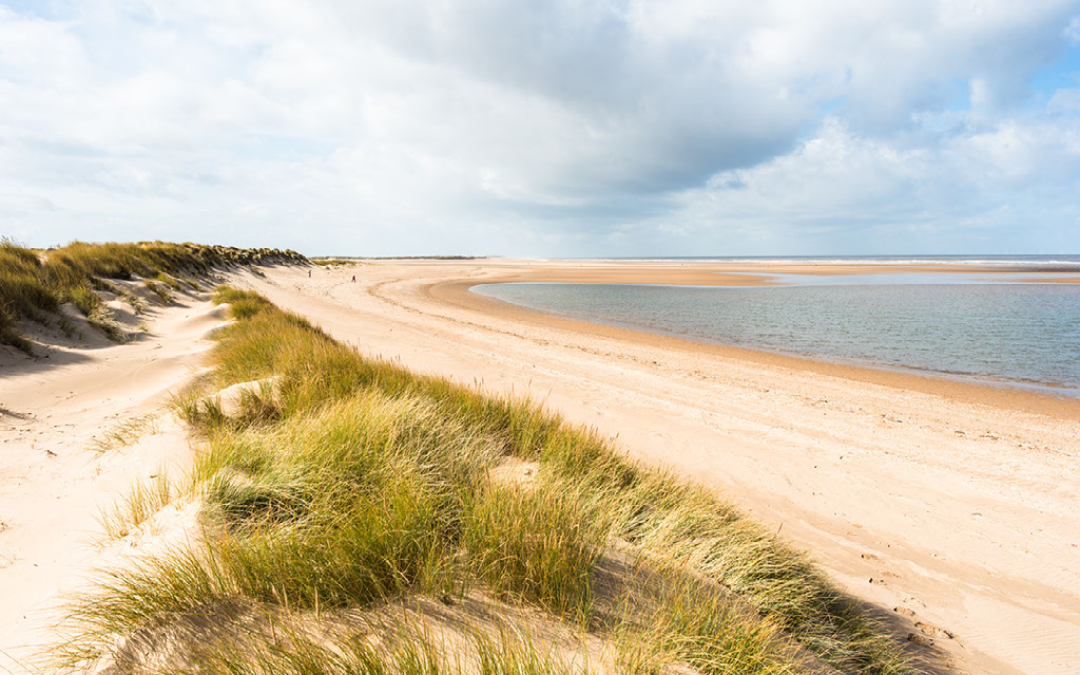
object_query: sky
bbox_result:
[2,0,1079,257]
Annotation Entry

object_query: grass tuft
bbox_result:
[143,280,172,304]
[153,272,184,292]
[91,413,159,454]
[98,471,177,540]
[464,478,603,619]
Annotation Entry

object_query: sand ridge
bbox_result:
[240,260,1079,675]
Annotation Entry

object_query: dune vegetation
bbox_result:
[0,239,306,353]
[53,286,923,675]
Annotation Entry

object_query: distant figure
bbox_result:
[308,270,311,277]
[352,275,356,283]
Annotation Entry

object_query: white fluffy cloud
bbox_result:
[1,0,1078,255]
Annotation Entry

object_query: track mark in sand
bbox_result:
[906,623,957,649]
[915,621,955,639]
[893,605,956,651]
[907,632,935,648]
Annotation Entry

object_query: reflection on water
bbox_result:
[474,280,1080,396]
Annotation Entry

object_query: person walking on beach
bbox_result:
[352,275,356,283]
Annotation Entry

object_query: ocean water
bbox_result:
[474,274,1080,396]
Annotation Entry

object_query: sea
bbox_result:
[473,256,1080,397]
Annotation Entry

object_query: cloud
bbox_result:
[1067,15,1080,43]
[1,0,1078,255]
[645,107,1080,255]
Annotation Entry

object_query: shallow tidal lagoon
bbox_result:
[476,271,1080,396]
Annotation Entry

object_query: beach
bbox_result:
[2,258,1078,674]
[251,260,1080,675]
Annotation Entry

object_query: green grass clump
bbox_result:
[211,285,274,321]
[67,284,101,317]
[0,302,33,353]
[1,239,59,330]
[116,289,147,315]
[153,272,184,292]
[180,276,204,291]
[57,288,919,675]
[464,479,603,618]
[142,280,172,304]
[98,471,176,539]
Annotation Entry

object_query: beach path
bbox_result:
[0,296,229,668]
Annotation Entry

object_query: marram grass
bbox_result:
[0,239,306,352]
[54,287,921,675]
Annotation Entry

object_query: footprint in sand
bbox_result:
[915,621,955,639]
[907,632,935,647]
[894,606,956,646]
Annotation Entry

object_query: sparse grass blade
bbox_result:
[98,470,176,540]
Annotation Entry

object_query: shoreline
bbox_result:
[425,269,1080,421]
[474,282,1080,400]
[409,258,1080,281]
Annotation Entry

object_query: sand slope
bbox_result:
[0,295,229,669]
[240,261,1079,675]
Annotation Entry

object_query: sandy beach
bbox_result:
[248,260,1080,675]
[2,259,1078,674]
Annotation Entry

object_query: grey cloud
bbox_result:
[320,0,1080,196]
